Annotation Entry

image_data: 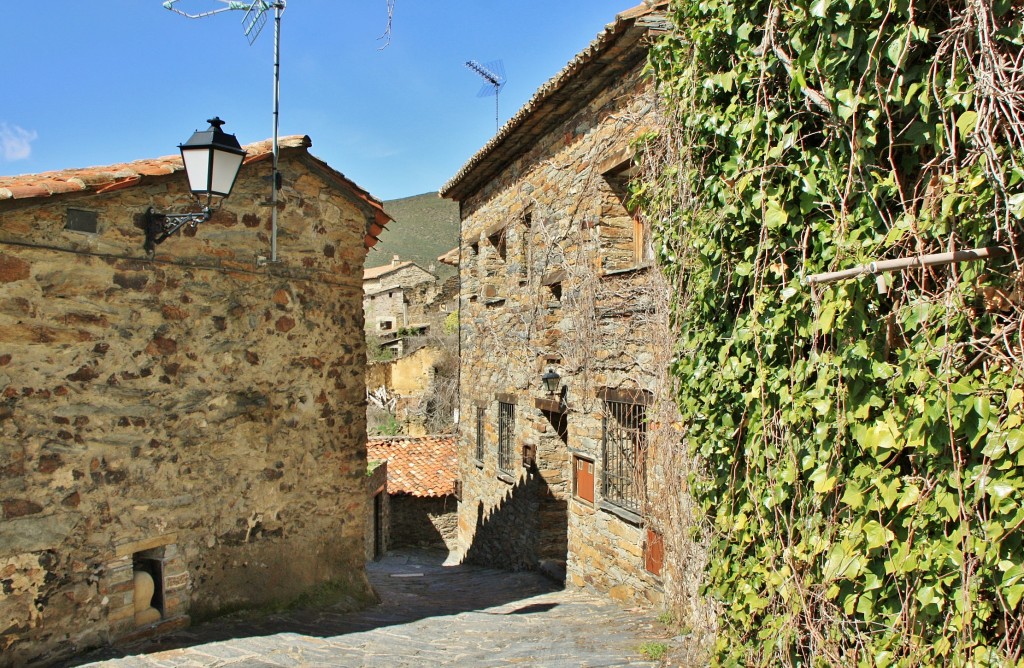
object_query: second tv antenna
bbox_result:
[466,60,506,133]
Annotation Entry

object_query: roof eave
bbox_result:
[439,2,671,202]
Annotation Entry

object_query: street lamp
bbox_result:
[541,368,561,395]
[144,117,246,253]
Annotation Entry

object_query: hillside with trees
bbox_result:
[370,192,460,280]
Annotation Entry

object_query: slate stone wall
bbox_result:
[454,61,677,606]
[388,494,457,551]
[0,152,374,665]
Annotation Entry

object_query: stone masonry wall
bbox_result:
[388,495,457,552]
[0,151,374,665]
[454,61,678,606]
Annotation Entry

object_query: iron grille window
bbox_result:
[601,399,647,515]
[475,406,485,462]
[497,401,515,475]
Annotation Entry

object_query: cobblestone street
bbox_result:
[63,550,692,667]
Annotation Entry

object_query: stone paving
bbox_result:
[62,550,691,667]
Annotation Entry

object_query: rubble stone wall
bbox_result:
[0,152,374,665]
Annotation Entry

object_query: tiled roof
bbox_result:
[367,435,458,498]
[437,247,459,266]
[439,1,671,201]
[0,135,392,249]
[363,261,415,281]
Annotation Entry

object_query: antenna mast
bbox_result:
[164,0,285,262]
[466,60,506,133]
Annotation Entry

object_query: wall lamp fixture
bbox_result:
[541,368,561,396]
[144,117,246,253]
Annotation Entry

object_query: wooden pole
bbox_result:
[805,246,1010,286]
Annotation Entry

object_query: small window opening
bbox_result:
[132,553,165,624]
[488,229,507,262]
[475,406,485,464]
[66,208,99,234]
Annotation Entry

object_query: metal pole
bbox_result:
[270,1,284,263]
[805,245,1010,286]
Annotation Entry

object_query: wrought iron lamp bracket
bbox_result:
[144,206,212,254]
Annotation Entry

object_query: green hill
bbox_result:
[370,192,460,279]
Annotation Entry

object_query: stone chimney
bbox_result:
[392,254,401,266]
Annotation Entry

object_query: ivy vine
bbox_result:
[641,0,1024,664]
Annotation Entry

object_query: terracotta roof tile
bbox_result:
[0,134,392,250]
[363,261,414,281]
[367,435,458,497]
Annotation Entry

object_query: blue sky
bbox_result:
[1,0,633,201]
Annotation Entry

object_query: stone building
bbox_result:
[0,134,388,665]
[440,2,678,605]
[363,257,452,360]
[367,435,459,553]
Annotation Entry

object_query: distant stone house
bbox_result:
[367,436,459,552]
[363,256,443,352]
[440,2,678,606]
[0,135,388,665]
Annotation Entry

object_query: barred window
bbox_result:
[497,401,515,476]
[601,398,647,515]
[475,406,485,463]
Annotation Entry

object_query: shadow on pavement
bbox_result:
[58,548,562,666]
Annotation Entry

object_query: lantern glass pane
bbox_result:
[209,149,245,196]
[181,147,212,194]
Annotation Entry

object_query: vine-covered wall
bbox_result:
[642,0,1024,664]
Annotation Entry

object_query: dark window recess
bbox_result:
[66,208,99,234]
[489,228,507,262]
[132,555,165,619]
[601,398,647,515]
[574,455,595,504]
[548,282,562,302]
[497,401,516,476]
[475,406,485,462]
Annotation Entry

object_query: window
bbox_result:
[488,228,507,262]
[573,455,595,504]
[601,394,648,516]
[541,270,564,305]
[66,208,98,234]
[379,320,393,331]
[600,157,652,272]
[497,400,515,476]
[475,406,485,463]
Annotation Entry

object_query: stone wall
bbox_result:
[452,60,679,606]
[0,148,376,664]
[388,495,457,552]
[364,287,407,333]
[363,262,436,295]
[366,462,389,561]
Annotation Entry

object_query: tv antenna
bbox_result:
[163,0,286,262]
[465,60,506,133]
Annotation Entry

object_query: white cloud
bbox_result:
[0,123,38,161]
